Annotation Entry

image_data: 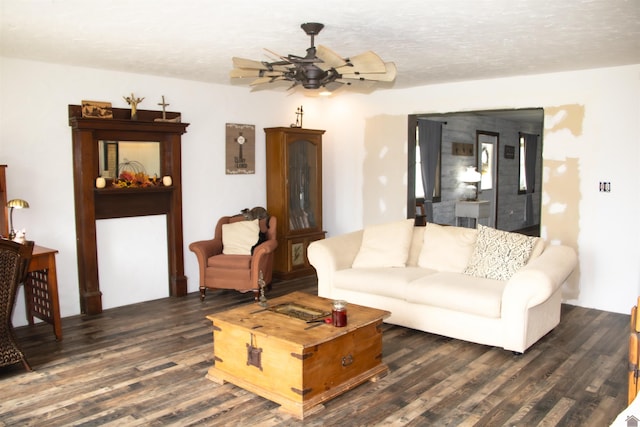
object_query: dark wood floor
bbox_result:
[0,276,630,426]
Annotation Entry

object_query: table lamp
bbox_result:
[460,166,482,201]
[7,198,29,240]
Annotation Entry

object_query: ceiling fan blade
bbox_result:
[232,57,268,70]
[232,57,290,72]
[250,76,274,86]
[230,68,285,78]
[319,81,347,94]
[340,62,397,82]
[250,75,287,86]
[315,45,347,70]
[230,69,262,78]
[263,48,289,62]
[337,51,387,74]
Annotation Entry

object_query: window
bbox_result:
[518,135,526,192]
[480,143,494,191]
[406,115,441,218]
[414,135,441,200]
[415,137,424,198]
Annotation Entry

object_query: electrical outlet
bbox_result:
[599,182,611,192]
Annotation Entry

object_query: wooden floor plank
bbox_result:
[0,276,631,426]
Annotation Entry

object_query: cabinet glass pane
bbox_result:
[288,139,318,230]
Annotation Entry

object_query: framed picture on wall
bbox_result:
[452,142,474,156]
[504,145,515,159]
[225,123,255,174]
[81,100,113,119]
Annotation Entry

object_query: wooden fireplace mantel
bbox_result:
[69,105,189,315]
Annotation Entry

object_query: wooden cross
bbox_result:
[157,95,169,120]
[296,105,304,128]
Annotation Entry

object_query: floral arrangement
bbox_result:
[110,160,161,188]
[113,170,160,188]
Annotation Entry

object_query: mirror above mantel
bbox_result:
[98,140,161,179]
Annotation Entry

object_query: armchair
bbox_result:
[189,214,277,300]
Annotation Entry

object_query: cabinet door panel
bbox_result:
[287,139,320,232]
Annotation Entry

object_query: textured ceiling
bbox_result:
[1,0,639,91]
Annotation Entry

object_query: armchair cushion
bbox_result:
[208,254,252,270]
[222,219,260,255]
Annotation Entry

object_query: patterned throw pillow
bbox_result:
[463,224,537,280]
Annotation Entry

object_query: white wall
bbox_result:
[318,65,640,314]
[1,57,639,327]
[0,57,314,325]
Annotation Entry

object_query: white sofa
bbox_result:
[307,220,578,353]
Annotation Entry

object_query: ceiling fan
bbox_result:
[230,23,397,92]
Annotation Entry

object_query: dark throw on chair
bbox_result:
[0,239,34,371]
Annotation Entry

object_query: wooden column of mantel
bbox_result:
[68,105,189,315]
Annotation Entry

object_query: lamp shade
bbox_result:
[7,199,29,209]
[460,166,481,183]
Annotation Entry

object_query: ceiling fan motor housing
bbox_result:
[301,22,324,36]
[301,65,325,89]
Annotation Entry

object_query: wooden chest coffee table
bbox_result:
[205,291,390,419]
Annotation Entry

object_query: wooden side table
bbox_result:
[24,245,62,340]
[455,200,490,228]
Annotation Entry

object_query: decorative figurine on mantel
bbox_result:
[123,93,144,120]
[154,95,181,123]
[290,105,303,128]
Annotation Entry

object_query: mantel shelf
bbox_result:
[70,117,188,134]
[94,186,173,194]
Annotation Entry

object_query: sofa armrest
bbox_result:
[503,244,577,310]
[501,244,577,351]
[188,239,223,287]
[307,230,363,298]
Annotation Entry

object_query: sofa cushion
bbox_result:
[334,267,434,300]
[352,219,414,268]
[463,224,538,280]
[222,219,259,255]
[418,223,477,272]
[529,237,545,261]
[406,272,506,318]
[406,226,426,267]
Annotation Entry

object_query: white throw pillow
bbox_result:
[352,219,414,268]
[463,224,538,280]
[418,223,478,273]
[222,219,260,255]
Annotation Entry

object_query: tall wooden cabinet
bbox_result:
[265,127,325,279]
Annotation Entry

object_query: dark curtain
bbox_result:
[417,119,442,222]
[523,133,538,225]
